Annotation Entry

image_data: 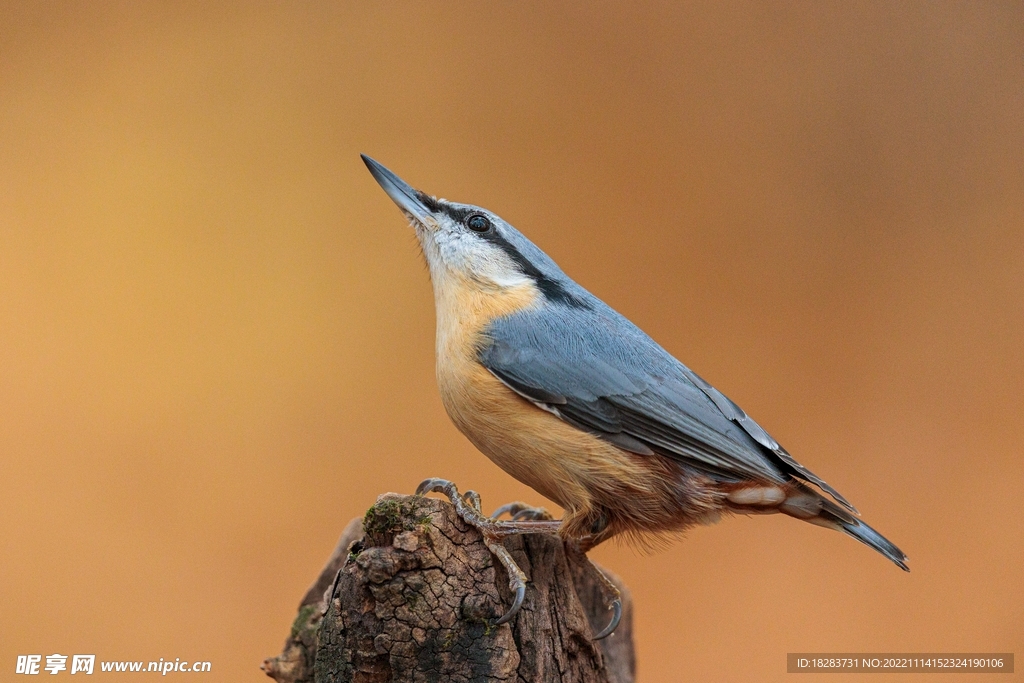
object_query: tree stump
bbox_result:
[262,493,635,683]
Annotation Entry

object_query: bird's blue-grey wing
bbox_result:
[479,303,855,511]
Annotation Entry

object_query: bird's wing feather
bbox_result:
[480,304,855,511]
[682,368,855,509]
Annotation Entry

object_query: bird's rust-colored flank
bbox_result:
[432,267,726,544]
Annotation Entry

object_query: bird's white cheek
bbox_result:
[456,243,530,289]
[420,229,530,291]
[483,266,531,289]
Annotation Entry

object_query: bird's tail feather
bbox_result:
[828,513,909,571]
[777,484,909,571]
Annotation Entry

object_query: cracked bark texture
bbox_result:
[263,493,635,683]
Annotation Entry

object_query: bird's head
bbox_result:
[362,154,588,308]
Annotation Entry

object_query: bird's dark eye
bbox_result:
[466,214,491,232]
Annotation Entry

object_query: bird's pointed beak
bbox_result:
[361,154,434,224]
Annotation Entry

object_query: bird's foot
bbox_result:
[415,478,620,639]
[490,503,620,638]
[587,561,623,640]
[490,501,554,521]
[415,478,561,627]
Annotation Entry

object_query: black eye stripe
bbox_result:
[475,228,593,310]
[414,197,590,309]
[425,199,473,223]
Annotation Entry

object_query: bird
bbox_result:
[361,154,908,639]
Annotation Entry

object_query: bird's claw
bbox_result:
[463,490,484,513]
[592,596,622,640]
[493,582,526,626]
[586,560,623,640]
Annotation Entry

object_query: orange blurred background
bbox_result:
[2,2,1021,681]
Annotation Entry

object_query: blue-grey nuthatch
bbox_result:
[362,155,907,638]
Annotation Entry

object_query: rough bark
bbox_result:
[263,493,635,683]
